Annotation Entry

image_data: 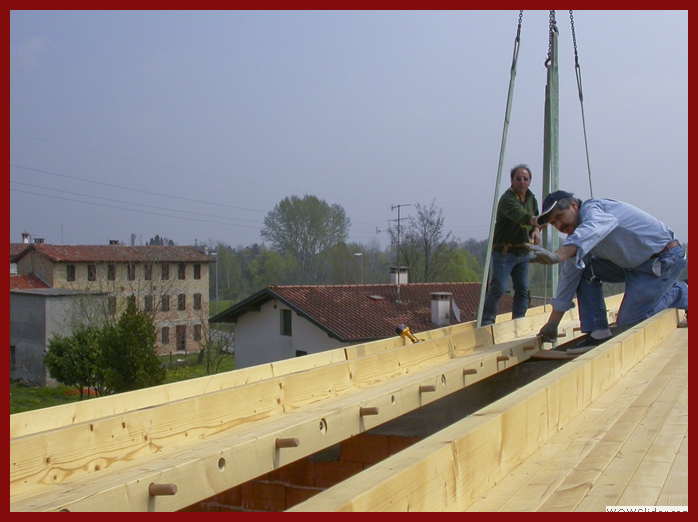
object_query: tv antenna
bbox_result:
[391,204,411,302]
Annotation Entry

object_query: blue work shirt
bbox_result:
[551,198,678,312]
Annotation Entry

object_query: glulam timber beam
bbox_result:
[12,297,597,439]
[11,334,552,512]
[11,297,626,512]
[288,309,677,512]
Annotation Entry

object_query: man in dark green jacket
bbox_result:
[481,164,541,325]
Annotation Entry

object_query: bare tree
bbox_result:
[388,200,454,282]
[193,306,234,375]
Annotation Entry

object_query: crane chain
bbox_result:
[569,10,579,67]
[546,10,558,67]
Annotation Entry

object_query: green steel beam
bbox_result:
[542,27,560,300]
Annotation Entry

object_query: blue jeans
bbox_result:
[576,245,688,332]
[482,251,530,325]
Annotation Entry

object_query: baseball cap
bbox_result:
[536,190,574,226]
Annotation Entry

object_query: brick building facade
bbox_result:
[13,242,214,354]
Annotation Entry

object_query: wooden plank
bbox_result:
[9,305,538,440]
[574,339,687,511]
[10,346,348,439]
[529,349,578,360]
[288,310,677,512]
[620,370,687,506]
[523,333,684,512]
[10,335,541,511]
[11,295,618,440]
[657,425,688,506]
[9,337,435,498]
[465,325,684,511]
[491,310,571,344]
[464,350,657,511]
[533,331,687,512]
[8,294,628,512]
[9,335,456,485]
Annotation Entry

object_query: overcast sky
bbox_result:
[10,10,688,251]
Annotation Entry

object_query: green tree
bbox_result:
[210,243,248,304]
[438,247,482,282]
[461,238,489,268]
[147,235,175,246]
[261,195,350,284]
[44,325,106,399]
[101,299,166,393]
[324,241,355,284]
[247,248,299,290]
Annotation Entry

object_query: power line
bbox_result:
[10,188,263,230]
[10,163,267,214]
[10,180,264,226]
[10,131,282,191]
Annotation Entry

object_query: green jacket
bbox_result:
[492,187,540,254]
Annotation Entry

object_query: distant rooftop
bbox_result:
[211,282,514,342]
[12,243,213,264]
[10,274,49,290]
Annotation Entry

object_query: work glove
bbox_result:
[526,244,560,265]
[538,321,560,344]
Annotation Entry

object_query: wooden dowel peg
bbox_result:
[557,332,567,338]
[463,368,477,375]
[275,437,300,449]
[497,356,510,362]
[419,385,436,393]
[359,407,379,416]
[523,345,536,351]
[149,483,177,497]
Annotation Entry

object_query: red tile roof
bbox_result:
[212,283,514,342]
[10,244,29,261]
[10,274,50,290]
[13,243,213,263]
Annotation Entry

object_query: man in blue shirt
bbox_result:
[528,190,687,355]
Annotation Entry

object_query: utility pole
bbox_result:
[391,204,411,302]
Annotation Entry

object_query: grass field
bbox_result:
[10,352,235,415]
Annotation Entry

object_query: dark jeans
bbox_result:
[482,250,530,325]
[576,245,688,332]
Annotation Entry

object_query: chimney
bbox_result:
[109,239,119,245]
[21,232,30,244]
[389,266,409,285]
[431,292,452,327]
[34,238,44,244]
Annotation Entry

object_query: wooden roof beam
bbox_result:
[288,310,677,512]
[11,335,550,512]
[12,297,627,512]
